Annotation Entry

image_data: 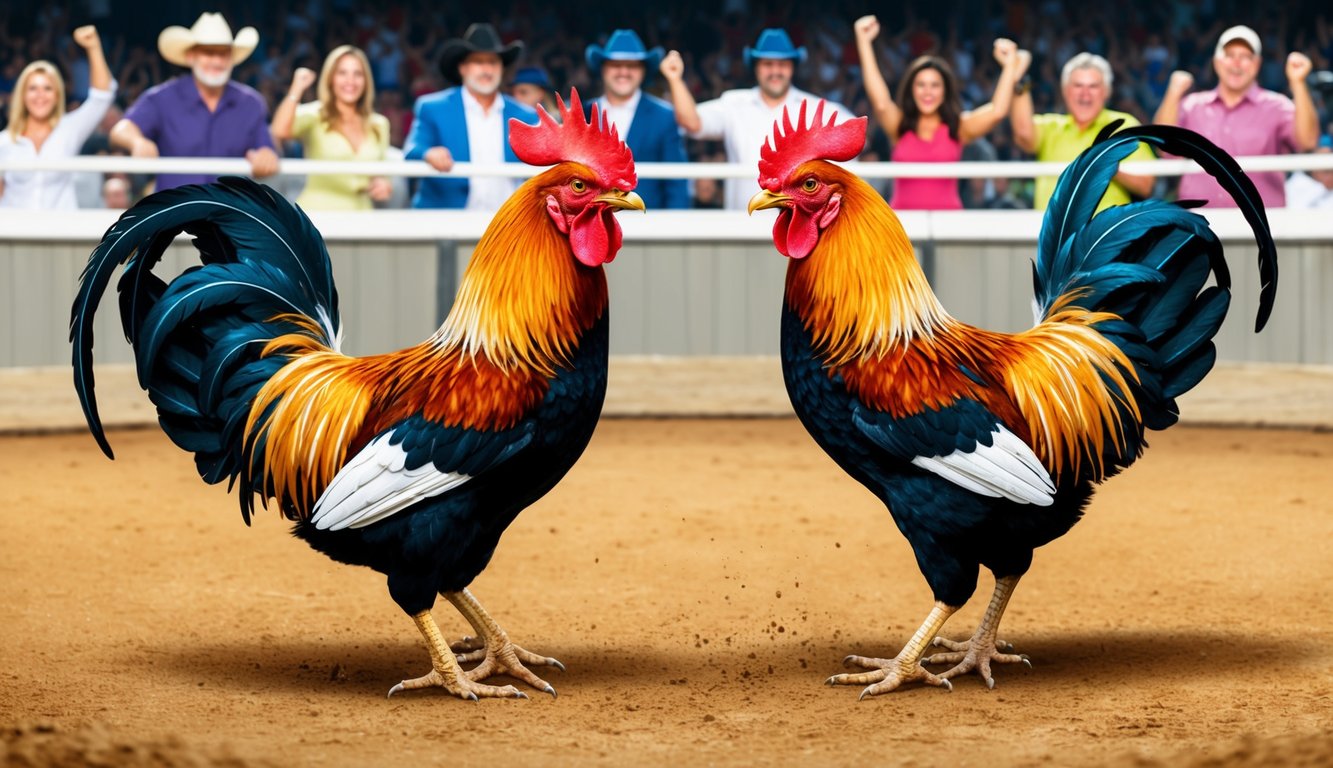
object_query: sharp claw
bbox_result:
[550,658,567,673]
[514,691,529,700]
[940,678,953,692]
[388,683,404,698]
[543,685,557,699]
[985,676,996,690]
[858,687,871,701]
[842,655,856,667]
[1021,655,1033,670]
[824,676,838,686]
[465,691,479,702]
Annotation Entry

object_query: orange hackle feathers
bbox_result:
[510,88,636,192]
[784,166,949,363]
[789,166,1143,483]
[758,100,867,190]
[242,164,610,520]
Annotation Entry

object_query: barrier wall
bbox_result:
[2,208,1329,367]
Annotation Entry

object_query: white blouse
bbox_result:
[0,83,117,210]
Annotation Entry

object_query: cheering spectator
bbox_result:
[0,25,116,209]
[586,29,690,209]
[661,28,853,210]
[1010,52,1155,212]
[1154,25,1319,208]
[109,13,278,191]
[854,14,1028,210]
[509,66,557,115]
[271,45,391,210]
[403,23,538,210]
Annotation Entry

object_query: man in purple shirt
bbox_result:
[110,13,278,191]
[1154,24,1318,208]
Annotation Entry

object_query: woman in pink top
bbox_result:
[854,15,1029,210]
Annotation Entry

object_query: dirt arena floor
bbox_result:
[2,419,1331,767]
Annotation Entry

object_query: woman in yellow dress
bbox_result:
[271,45,391,210]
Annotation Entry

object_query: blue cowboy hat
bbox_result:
[512,66,551,90]
[743,28,807,68]
[585,29,664,74]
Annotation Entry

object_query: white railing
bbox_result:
[3,154,1333,179]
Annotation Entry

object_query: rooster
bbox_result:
[70,90,643,701]
[748,103,1276,697]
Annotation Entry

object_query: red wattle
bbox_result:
[779,207,820,260]
[569,205,619,267]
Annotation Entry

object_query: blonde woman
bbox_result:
[271,45,391,210]
[0,25,116,209]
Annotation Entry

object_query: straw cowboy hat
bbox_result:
[158,13,259,67]
[438,23,524,83]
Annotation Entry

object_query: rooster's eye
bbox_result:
[570,179,587,193]
[802,178,819,193]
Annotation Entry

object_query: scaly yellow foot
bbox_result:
[830,653,953,698]
[444,589,564,698]
[389,611,528,700]
[827,602,957,699]
[924,575,1030,689]
[925,635,1031,689]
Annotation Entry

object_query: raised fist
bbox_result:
[73,25,101,50]
[993,38,1017,66]
[1015,49,1032,78]
[854,16,881,44]
[660,50,684,81]
[1287,52,1313,82]
[1167,70,1194,94]
[291,67,317,95]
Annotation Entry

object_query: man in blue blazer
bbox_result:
[586,29,690,209]
[405,23,539,210]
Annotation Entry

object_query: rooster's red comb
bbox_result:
[509,88,637,191]
[757,100,867,191]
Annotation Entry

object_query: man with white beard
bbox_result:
[405,23,538,210]
[110,13,278,191]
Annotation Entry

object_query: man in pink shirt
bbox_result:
[1154,25,1318,207]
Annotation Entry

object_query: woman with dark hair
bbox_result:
[854,15,1028,210]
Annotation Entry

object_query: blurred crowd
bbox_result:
[1,0,1331,210]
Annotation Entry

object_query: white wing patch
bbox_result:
[311,434,472,531]
[911,426,1056,506]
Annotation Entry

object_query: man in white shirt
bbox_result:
[1285,140,1333,209]
[661,28,855,210]
[404,23,538,210]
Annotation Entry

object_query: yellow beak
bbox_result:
[748,189,792,215]
[596,189,646,212]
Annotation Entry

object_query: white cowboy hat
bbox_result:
[158,13,259,67]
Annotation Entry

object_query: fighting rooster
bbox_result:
[749,103,1276,697]
[70,91,643,701]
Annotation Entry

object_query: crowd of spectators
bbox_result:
[1,0,1331,210]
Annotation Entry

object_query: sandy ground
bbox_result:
[2,420,1331,767]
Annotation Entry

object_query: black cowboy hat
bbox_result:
[438,23,524,83]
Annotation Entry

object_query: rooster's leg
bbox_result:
[444,588,565,697]
[828,602,957,698]
[924,575,1031,688]
[388,610,528,700]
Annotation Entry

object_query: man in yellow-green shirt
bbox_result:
[1010,52,1155,211]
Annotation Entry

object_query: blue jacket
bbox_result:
[404,88,539,209]
[592,93,691,210]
